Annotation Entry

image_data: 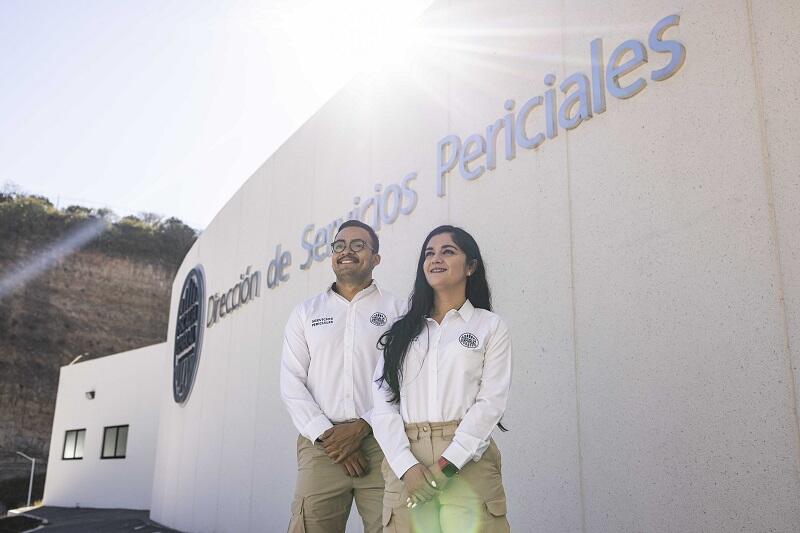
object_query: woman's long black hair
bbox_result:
[378,225,506,430]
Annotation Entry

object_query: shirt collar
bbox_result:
[327,280,381,299]
[456,299,475,322]
[426,299,476,322]
[371,281,384,296]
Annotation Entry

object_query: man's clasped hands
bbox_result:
[319,419,372,477]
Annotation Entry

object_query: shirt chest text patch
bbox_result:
[459,332,479,348]
[370,312,388,326]
[311,317,334,327]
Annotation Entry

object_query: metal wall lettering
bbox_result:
[435,14,686,197]
[206,266,262,328]
[193,14,686,307]
[298,172,418,271]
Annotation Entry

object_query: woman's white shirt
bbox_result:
[372,299,512,478]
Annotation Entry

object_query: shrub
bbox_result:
[0,194,197,268]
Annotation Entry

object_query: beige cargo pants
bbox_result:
[288,434,385,533]
[380,421,510,533]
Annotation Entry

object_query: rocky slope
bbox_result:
[0,193,194,510]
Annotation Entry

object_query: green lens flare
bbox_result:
[407,482,485,532]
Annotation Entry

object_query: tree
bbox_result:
[119,215,145,226]
[0,192,196,267]
[0,194,62,243]
[28,195,53,208]
[137,212,163,225]
[92,207,117,222]
[65,205,92,217]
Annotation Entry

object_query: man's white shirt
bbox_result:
[280,282,405,442]
[371,299,512,478]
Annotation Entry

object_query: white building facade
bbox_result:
[45,1,800,531]
[43,343,164,510]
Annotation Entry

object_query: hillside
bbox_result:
[0,191,195,512]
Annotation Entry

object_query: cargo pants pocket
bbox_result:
[381,492,403,532]
[483,497,510,533]
[287,496,305,533]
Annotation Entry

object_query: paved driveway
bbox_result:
[20,507,183,533]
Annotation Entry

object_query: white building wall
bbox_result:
[150,1,800,532]
[43,343,164,510]
[755,0,800,450]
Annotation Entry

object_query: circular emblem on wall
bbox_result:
[370,312,388,326]
[459,332,479,349]
[173,266,205,404]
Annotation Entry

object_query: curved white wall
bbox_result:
[150,1,800,531]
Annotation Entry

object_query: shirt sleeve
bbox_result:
[442,317,513,469]
[359,407,373,428]
[279,304,333,442]
[371,357,419,478]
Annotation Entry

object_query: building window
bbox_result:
[62,429,86,460]
[101,425,128,459]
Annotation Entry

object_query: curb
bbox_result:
[11,507,50,533]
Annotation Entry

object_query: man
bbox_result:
[281,219,405,533]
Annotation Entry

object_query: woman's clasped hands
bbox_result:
[402,462,450,508]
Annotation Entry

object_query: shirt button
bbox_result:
[422,426,428,432]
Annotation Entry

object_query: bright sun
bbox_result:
[285,0,429,93]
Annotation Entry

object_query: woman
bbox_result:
[371,225,512,532]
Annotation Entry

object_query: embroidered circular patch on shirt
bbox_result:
[370,312,388,326]
[459,332,479,348]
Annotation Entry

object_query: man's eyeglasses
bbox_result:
[331,239,374,254]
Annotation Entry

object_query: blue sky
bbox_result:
[0,0,430,228]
